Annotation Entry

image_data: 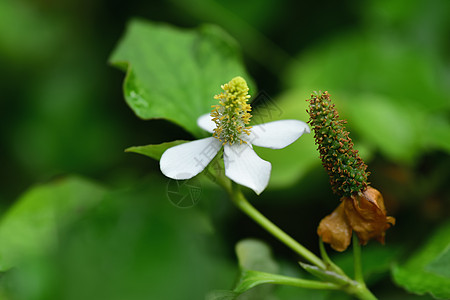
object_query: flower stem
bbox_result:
[220,181,378,299]
[353,234,364,284]
[229,183,326,270]
[319,239,346,276]
[238,270,342,292]
[267,274,339,290]
[345,234,377,300]
[347,285,378,300]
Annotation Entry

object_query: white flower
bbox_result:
[159,77,310,195]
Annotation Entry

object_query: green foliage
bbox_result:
[235,239,279,273]
[0,178,235,300]
[208,239,280,300]
[344,94,422,162]
[0,177,106,271]
[109,19,253,138]
[392,222,450,299]
[425,247,450,278]
[275,262,335,300]
[126,140,188,160]
[2,1,449,299]
[285,33,450,163]
[207,290,239,300]
[234,271,281,299]
[234,239,279,300]
[0,0,123,182]
[0,0,63,63]
[276,244,403,300]
[333,244,403,285]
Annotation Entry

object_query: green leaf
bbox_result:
[235,239,280,300]
[206,290,239,300]
[235,239,279,273]
[233,269,343,297]
[109,19,253,138]
[392,221,450,299]
[0,176,106,271]
[425,247,450,278]
[0,178,236,300]
[285,33,450,161]
[209,242,347,299]
[125,140,188,160]
[286,34,448,112]
[234,270,282,296]
[425,116,450,153]
[207,239,280,300]
[344,93,423,163]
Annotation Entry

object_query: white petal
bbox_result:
[160,137,221,179]
[197,113,216,133]
[224,143,271,195]
[245,120,310,149]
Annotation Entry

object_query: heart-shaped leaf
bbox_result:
[110,19,253,138]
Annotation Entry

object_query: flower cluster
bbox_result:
[160,77,310,195]
[308,91,395,251]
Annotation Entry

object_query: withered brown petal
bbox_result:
[317,201,352,252]
[344,187,395,245]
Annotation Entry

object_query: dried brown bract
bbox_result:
[318,187,396,251]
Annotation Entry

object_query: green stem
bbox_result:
[319,239,346,276]
[353,234,364,284]
[347,285,378,300]
[270,275,339,290]
[229,183,326,270]
[218,180,378,299]
[240,270,341,292]
[344,235,377,300]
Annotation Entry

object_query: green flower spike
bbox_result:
[307,91,369,197]
[308,91,394,252]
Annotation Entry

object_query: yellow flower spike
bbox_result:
[211,76,252,145]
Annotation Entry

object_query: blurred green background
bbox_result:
[0,0,449,299]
